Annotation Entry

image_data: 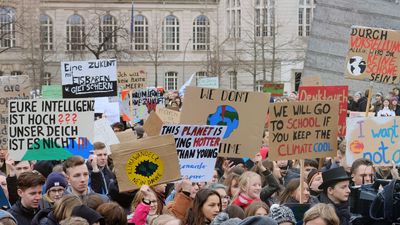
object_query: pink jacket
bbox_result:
[129,202,151,225]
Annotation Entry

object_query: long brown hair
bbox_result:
[279,178,301,204]
[185,189,221,225]
[131,188,163,215]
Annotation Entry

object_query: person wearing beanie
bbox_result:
[391,96,400,115]
[71,205,105,225]
[307,169,323,196]
[269,204,296,225]
[40,172,68,210]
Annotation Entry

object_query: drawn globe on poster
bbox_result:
[207,105,239,138]
[347,56,366,76]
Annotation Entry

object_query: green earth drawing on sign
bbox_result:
[136,160,159,177]
[207,105,239,138]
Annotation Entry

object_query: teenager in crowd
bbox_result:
[185,189,221,225]
[232,171,261,209]
[40,172,68,210]
[303,203,340,225]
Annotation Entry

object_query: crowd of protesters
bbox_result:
[0,89,399,225]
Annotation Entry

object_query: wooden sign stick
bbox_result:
[299,159,305,204]
[365,82,373,117]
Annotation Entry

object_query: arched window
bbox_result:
[99,14,117,50]
[298,0,316,36]
[163,15,179,51]
[165,72,178,90]
[0,7,16,48]
[66,14,85,51]
[226,0,241,38]
[133,15,148,50]
[193,15,210,51]
[40,14,53,50]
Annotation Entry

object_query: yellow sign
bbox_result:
[125,150,163,186]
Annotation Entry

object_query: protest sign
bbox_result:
[94,118,119,154]
[131,88,165,121]
[119,90,131,121]
[346,117,400,165]
[94,97,120,125]
[41,85,62,99]
[197,77,219,88]
[345,26,400,84]
[180,87,270,158]
[117,68,147,90]
[268,100,339,161]
[160,125,227,182]
[156,107,180,124]
[143,111,163,136]
[301,76,322,86]
[298,86,348,137]
[263,82,284,97]
[0,75,30,149]
[111,134,180,192]
[115,129,136,143]
[349,111,375,117]
[61,59,117,98]
[8,99,94,161]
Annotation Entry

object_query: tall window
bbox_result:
[226,0,241,38]
[193,15,210,50]
[165,72,178,90]
[133,15,148,50]
[163,15,179,51]
[255,0,274,37]
[298,0,315,36]
[0,7,16,48]
[229,71,237,89]
[40,14,53,50]
[66,14,85,51]
[43,72,51,85]
[99,14,117,50]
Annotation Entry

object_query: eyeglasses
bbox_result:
[221,196,231,201]
[49,188,65,194]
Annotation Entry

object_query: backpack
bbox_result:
[370,179,400,224]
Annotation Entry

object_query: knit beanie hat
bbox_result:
[220,218,242,225]
[270,204,296,225]
[239,216,277,225]
[71,205,105,225]
[45,172,68,192]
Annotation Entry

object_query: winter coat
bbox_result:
[31,208,59,225]
[8,200,38,225]
[318,192,351,225]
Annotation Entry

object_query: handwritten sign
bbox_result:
[8,99,94,161]
[197,77,219,88]
[111,134,180,192]
[41,85,62,99]
[263,82,284,97]
[301,76,322,86]
[346,117,400,165]
[117,68,147,90]
[268,100,339,160]
[160,125,227,182]
[345,26,400,84]
[349,111,375,117]
[61,59,117,98]
[156,107,180,124]
[131,88,165,121]
[298,86,348,137]
[180,87,270,158]
[0,75,30,149]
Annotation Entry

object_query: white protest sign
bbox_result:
[94,118,120,154]
[61,59,117,98]
[197,77,219,88]
[8,99,94,161]
[160,125,227,182]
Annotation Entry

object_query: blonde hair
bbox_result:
[303,203,340,225]
[60,217,89,225]
[238,171,261,196]
[150,214,181,225]
[53,195,82,222]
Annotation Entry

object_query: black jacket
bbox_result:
[6,175,18,205]
[32,208,59,225]
[8,200,38,225]
[88,163,116,195]
[318,192,351,225]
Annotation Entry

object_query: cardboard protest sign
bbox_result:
[197,77,219,88]
[131,88,165,121]
[263,82,284,97]
[0,75,30,149]
[111,134,180,192]
[156,107,180,124]
[8,99,94,161]
[61,59,117,98]
[94,118,119,154]
[143,111,163,136]
[117,68,147,90]
[180,87,270,158]
[298,86,348,137]
[346,117,400,165]
[349,111,375,117]
[268,100,339,161]
[301,76,322,86]
[41,85,62,99]
[345,26,400,84]
[160,125,227,182]
[115,129,136,143]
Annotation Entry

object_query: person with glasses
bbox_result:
[39,172,67,210]
[129,185,163,225]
